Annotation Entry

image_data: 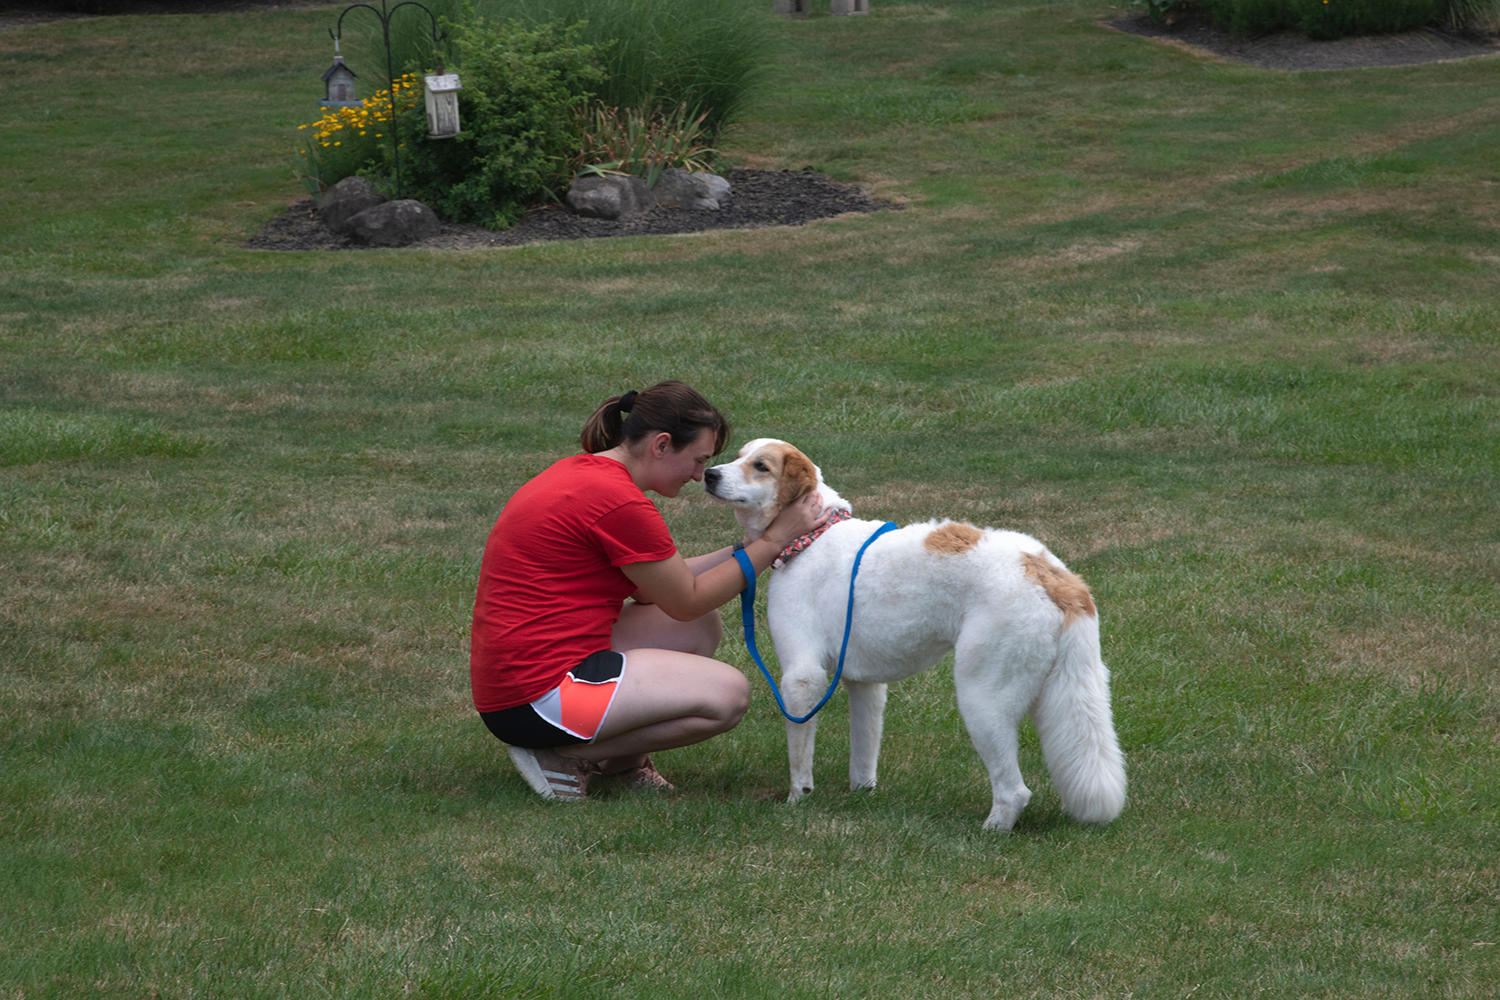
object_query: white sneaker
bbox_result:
[507,746,588,801]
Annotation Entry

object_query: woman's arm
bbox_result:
[622,494,826,622]
[683,545,740,575]
[628,545,736,608]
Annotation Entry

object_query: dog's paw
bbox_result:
[786,784,813,804]
[981,786,1031,831]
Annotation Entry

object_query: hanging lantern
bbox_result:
[320,38,360,108]
[423,71,462,139]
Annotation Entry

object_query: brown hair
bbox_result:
[579,380,730,455]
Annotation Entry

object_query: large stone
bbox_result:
[693,171,732,206]
[566,174,656,220]
[317,176,387,235]
[344,199,440,247]
[653,168,728,211]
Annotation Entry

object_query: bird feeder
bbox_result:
[423,72,462,139]
[320,39,360,108]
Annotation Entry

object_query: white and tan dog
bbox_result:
[705,438,1126,831]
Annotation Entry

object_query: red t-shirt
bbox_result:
[470,453,678,712]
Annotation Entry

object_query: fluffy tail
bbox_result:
[1030,614,1127,824]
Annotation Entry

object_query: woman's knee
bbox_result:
[681,659,749,730]
[718,666,751,723]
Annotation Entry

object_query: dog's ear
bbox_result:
[776,449,819,509]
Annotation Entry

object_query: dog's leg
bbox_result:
[846,680,887,791]
[785,716,817,803]
[781,664,827,803]
[953,655,1037,831]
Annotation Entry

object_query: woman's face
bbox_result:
[648,427,718,497]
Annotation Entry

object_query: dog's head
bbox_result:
[704,438,849,540]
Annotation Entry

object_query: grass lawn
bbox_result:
[1,2,1496,997]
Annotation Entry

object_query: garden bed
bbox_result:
[245,167,890,250]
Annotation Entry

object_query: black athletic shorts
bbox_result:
[479,650,626,748]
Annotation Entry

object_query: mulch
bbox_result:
[244,169,894,251]
[1106,13,1499,71]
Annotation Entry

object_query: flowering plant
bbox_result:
[295,74,422,195]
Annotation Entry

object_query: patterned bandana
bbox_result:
[773,508,852,570]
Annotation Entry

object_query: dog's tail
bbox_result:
[1030,612,1127,824]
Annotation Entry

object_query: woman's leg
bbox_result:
[549,603,742,765]
[565,647,750,764]
[610,599,722,657]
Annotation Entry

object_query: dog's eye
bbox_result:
[753,461,770,472]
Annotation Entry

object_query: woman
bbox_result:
[470,381,827,800]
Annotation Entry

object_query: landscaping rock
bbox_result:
[317,176,387,235]
[566,174,656,220]
[693,171,732,206]
[652,168,728,210]
[344,199,441,247]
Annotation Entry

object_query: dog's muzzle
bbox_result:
[704,468,723,496]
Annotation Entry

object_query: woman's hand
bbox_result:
[763,492,830,549]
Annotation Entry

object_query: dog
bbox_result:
[704,438,1126,831]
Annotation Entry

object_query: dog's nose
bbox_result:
[704,468,721,488]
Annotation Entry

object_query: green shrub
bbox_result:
[1298,0,1442,38]
[476,0,770,140]
[382,17,603,227]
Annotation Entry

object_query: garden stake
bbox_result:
[328,0,446,199]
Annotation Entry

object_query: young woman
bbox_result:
[470,381,827,800]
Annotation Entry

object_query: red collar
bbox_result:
[773,508,852,569]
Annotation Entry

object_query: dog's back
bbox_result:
[766,519,1072,674]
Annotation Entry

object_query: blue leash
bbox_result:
[732,520,898,724]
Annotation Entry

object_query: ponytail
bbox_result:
[579,381,729,455]
[579,392,633,453]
